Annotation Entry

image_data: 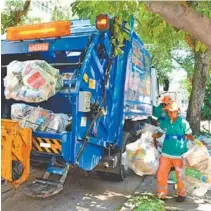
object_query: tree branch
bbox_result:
[15,0,31,25]
[172,56,183,65]
[146,1,211,50]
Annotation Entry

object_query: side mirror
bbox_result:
[163,79,169,92]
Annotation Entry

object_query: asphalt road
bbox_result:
[2,167,143,211]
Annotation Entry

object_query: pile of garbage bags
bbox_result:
[11,103,70,133]
[4,60,63,103]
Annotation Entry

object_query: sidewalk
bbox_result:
[120,175,211,211]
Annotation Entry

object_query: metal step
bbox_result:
[23,164,69,198]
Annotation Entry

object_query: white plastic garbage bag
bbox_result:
[11,103,69,133]
[182,145,210,171]
[4,60,63,103]
[178,145,211,197]
[11,103,34,120]
[141,123,159,134]
[126,131,159,176]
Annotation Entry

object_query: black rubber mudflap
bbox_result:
[22,178,63,198]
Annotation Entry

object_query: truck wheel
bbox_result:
[98,132,134,181]
[12,160,24,181]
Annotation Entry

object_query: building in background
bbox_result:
[29,0,76,22]
[29,0,54,22]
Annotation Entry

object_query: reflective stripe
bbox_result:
[37,138,51,153]
[185,128,192,134]
[157,192,167,199]
[177,189,186,197]
[165,134,184,140]
[32,139,43,152]
[32,137,61,154]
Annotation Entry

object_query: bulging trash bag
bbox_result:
[126,131,159,176]
[4,60,63,103]
[11,103,69,133]
[182,145,210,171]
[172,145,211,197]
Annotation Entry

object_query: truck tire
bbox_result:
[12,160,24,181]
[98,132,134,181]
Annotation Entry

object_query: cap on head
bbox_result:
[164,101,179,111]
[161,95,173,104]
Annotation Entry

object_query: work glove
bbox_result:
[152,132,163,139]
[194,139,203,147]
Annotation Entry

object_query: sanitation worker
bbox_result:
[152,95,173,126]
[152,102,194,202]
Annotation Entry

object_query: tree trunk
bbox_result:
[146,1,211,50]
[187,51,211,134]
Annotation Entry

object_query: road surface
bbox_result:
[2,167,143,211]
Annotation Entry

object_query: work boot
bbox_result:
[176,195,186,202]
[157,193,167,201]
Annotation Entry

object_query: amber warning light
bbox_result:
[96,14,110,31]
[7,21,71,41]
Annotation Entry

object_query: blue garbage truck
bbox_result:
[1,15,158,197]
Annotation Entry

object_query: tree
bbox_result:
[71,1,211,133]
[71,1,183,79]
[51,5,72,21]
[146,1,211,50]
[1,0,41,34]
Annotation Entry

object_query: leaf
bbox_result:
[118,44,125,48]
[123,32,130,41]
[125,23,130,30]
[90,16,96,25]
[195,41,201,52]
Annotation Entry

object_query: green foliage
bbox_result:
[1,0,41,34]
[195,131,211,138]
[188,1,211,18]
[129,193,165,211]
[188,2,211,53]
[1,0,25,33]
[111,17,131,56]
[72,1,134,56]
[71,0,211,79]
[202,76,211,121]
[71,1,186,79]
[51,6,72,21]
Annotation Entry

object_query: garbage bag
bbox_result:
[172,144,211,197]
[182,145,209,171]
[141,123,159,134]
[43,113,69,133]
[4,60,63,103]
[171,165,211,196]
[11,103,34,120]
[126,131,159,176]
[183,169,211,196]
[11,103,69,133]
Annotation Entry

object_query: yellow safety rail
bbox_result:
[1,119,32,187]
